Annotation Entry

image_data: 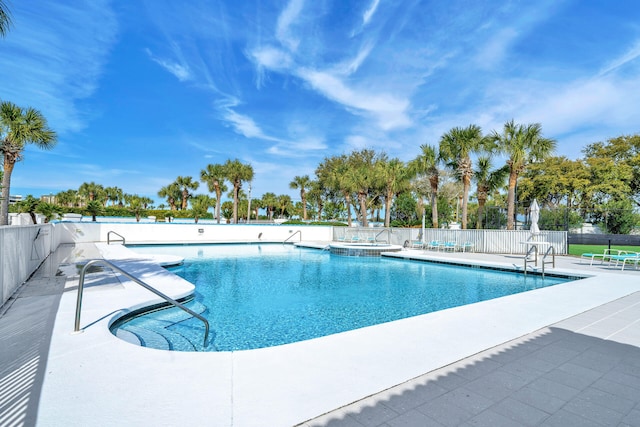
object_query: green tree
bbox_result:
[0,101,57,225]
[224,159,254,224]
[289,175,311,220]
[583,134,640,207]
[518,156,590,210]
[17,195,40,224]
[85,200,103,222]
[347,149,379,227]
[191,194,213,223]
[409,144,441,228]
[105,186,124,207]
[473,157,508,229]
[490,120,556,230]
[378,157,410,227]
[276,194,292,218]
[316,154,357,227]
[124,195,144,222]
[439,124,486,229]
[78,182,105,206]
[200,163,227,224]
[261,192,278,221]
[175,176,199,210]
[158,183,181,211]
[221,201,233,223]
[36,201,62,223]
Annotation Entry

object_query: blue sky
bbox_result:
[1,0,640,205]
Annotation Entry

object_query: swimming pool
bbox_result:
[113,244,571,352]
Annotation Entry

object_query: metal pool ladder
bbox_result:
[107,231,126,245]
[523,245,556,277]
[73,259,210,347]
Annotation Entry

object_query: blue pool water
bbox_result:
[116,244,571,352]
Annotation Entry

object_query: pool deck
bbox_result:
[1,242,640,426]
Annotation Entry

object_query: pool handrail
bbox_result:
[73,259,210,347]
[283,230,302,244]
[107,231,126,245]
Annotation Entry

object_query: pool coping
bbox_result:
[36,242,640,426]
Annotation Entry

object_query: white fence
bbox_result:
[332,227,567,254]
[0,223,60,306]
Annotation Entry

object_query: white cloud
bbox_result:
[362,0,380,26]
[599,39,640,76]
[146,48,192,82]
[297,68,411,130]
[474,28,519,68]
[0,2,118,134]
[276,0,305,52]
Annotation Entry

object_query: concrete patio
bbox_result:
[1,243,640,426]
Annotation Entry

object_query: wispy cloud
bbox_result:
[598,39,640,76]
[362,0,380,26]
[276,0,305,52]
[146,47,192,81]
[216,97,280,141]
[0,2,118,134]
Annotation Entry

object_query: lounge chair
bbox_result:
[609,251,640,271]
[411,240,423,249]
[350,235,361,243]
[426,240,440,250]
[442,241,457,252]
[461,242,474,252]
[580,248,619,265]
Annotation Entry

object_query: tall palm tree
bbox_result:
[409,144,441,228]
[0,101,57,225]
[224,159,254,224]
[0,0,12,38]
[200,163,228,224]
[439,124,485,229]
[377,157,410,227]
[491,120,556,230]
[175,176,199,210]
[474,156,509,229]
[307,180,325,221]
[289,175,311,220]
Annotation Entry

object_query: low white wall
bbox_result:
[54,222,334,245]
[0,223,59,306]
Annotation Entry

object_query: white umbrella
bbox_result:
[530,199,540,235]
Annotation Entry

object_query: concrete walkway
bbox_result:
[302,292,640,427]
[2,244,640,426]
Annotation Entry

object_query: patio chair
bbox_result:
[442,241,457,252]
[426,240,440,250]
[609,251,640,271]
[460,242,474,252]
[580,248,618,265]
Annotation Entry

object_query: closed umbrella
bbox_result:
[530,199,540,235]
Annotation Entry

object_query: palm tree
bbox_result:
[474,157,509,229]
[439,124,485,229]
[175,176,199,210]
[191,194,213,223]
[158,183,181,211]
[409,144,441,228]
[200,163,227,224]
[17,195,40,224]
[105,186,124,206]
[78,182,105,206]
[347,149,378,227]
[276,194,292,218]
[377,157,410,227]
[289,175,311,220]
[0,101,57,225]
[0,0,12,38]
[85,200,103,222]
[261,192,278,221]
[223,159,254,224]
[307,180,325,221]
[491,120,556,230]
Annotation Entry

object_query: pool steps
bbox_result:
[113,300,208,351]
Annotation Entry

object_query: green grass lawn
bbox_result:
[568,244,640,256]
